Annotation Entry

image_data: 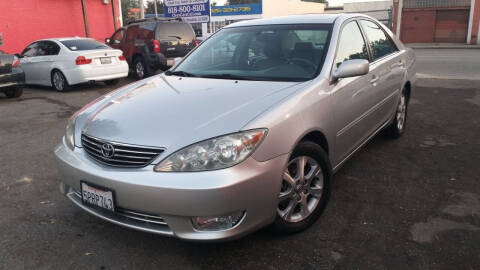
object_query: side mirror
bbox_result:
[332,59,369,80]
[105,38,110,44]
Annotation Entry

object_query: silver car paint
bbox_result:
[55,14,416,240]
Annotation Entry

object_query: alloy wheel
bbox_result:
[277,156,324,223]
[53,72,65,91]
[396,94,407,131]
[136,61,145,78]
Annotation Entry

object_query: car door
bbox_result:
[20,42,40,84]
[108,28,125,51]
[123,25,139,62]
[331,20,379,165]
[36,41,61,85]
[358,19,404,127]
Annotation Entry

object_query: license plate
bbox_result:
[81,181,115,212]
[100,57,112,64]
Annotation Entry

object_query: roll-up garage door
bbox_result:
[434,9,469,43]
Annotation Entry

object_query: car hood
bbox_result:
[80,75,306,154]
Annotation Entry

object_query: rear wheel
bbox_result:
[3,86,23,98]
[272,141,331,234]
[133,57,148,80]
[105,79,120,86]
[51,70,69,92]
[385,89,408,138]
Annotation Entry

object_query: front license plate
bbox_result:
[100,57,112,64]
[81,182,115,212]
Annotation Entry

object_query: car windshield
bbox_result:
[60,39,110,51]
[170,24,332,82]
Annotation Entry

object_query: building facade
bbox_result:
[0,0,121,54]
[199,0,326,37]
[392,0,480,44]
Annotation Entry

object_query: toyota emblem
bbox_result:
[101,143,115,158]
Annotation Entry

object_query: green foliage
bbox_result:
[226,0,261,5]
[121,0,139,25]
[146,0,164,15]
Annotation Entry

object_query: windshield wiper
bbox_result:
[164,70,198,77]
[199,74,258,81]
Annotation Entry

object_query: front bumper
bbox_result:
[54,138,288,241]
[0,67,25,89]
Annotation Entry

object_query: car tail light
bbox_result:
[12,57,20,67]
[75,56,92,65]
[153,39,161,53]
[119,54,126,61]
[195,39,199,47]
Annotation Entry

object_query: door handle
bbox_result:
[370,75,379,84]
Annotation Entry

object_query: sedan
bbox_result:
[0,50,24,98]
[55,14,416,241]
[19,38,128,91]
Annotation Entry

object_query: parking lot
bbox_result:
[1,50,480,269]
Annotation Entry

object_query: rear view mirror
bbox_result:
[105,38,110,44]
[332,59,369,80]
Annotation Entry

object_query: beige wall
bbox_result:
[262,0,325,18]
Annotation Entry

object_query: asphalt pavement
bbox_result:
[1,71,480,269]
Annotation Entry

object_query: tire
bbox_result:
[3,86,23,98]
[133,57,149,80]
[105,79,120,86]
[385,88,408,138]
[272,141,332,234]
[51,70,69,92]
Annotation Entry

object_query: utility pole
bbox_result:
[111,0,118,30]
[81,0,90,37]
[154,0,158,17]
[139,0,145,19]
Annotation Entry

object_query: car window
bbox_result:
[172,24,332,82]
[43,41,60,55]
[126,25,138,42]
[156,23,195,40]
[60,39,110,51]
[359,20,398,61]
[111,29,125,44]
[22,42,39,57]
[334,21,369,68]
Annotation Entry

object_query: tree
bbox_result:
[301,0,327,3]
[227,0,261,5]
[146,0,165,15]
[121,0,139,24]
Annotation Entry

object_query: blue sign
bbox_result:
[211,3,262,17]
[164,0,210,23]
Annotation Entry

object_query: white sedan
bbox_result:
[19,37,129,91]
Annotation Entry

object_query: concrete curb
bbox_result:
[417,74,480,89]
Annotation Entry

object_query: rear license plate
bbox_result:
[81,181,115,212]
[100,57,112,64]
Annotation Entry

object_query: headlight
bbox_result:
[65,116,76,151]
[154,129,267,172]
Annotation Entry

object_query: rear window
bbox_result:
[156,23,195,40]
[60,39,110,51]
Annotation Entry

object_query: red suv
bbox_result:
[106,18,197,79]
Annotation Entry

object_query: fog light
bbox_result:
[192,211,245,231]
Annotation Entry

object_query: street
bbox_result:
[1,50,480,269]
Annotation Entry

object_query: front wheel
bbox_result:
[3,86,23,98]
[385,89,408,138]
[272,141,331,234]
[51,70,69,92]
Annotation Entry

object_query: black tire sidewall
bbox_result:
[272,141,332,234]
[4,86,23,98]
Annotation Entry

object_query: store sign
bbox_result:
[164,0,210,23]
[211,3,262,17]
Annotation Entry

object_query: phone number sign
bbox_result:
[164,0,210,23]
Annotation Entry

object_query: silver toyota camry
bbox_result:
[55,14,416,241]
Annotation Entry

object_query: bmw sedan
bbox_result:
[55,14,416,241]
[19,38,128,91]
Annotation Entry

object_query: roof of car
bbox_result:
[225,13,362,28]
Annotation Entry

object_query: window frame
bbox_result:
[332,19,371,69]
[111,28,126,44]
[357,18,399,63]
[21,42,40,57]
[41,41,61,56]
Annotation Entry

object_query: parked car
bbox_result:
[0,50,24,98]
[18,38,128,91]
[55,14,416,241]
[105,18,197,79]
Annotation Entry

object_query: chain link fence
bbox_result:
[403,0,471,9]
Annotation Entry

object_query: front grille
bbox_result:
[81,134,164,168]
